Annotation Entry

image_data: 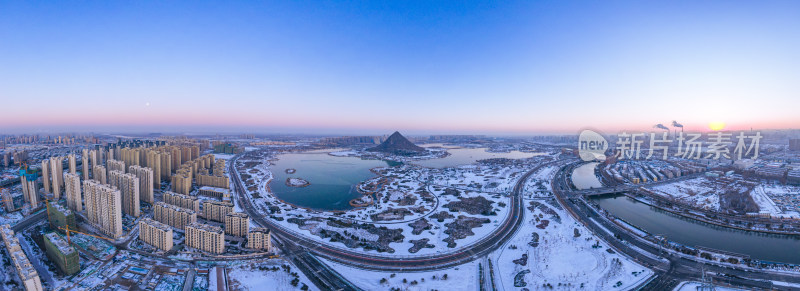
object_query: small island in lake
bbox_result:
[285,177,310,187]
[285,168,296,174]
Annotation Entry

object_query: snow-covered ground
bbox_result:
[751,185,782,215]
[759,184,800,218]
[227,259,318,291]
[674,281,746,291]
[493,166,653,290]
[648,177,720,210]
[320,257,477,290]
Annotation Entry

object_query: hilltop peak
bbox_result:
[367,131,425,155]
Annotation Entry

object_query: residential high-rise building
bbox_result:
[185,222,225,254]
[107,159,126,175]
[64,173,82,212]
[67,154,77,175]
[224,212,249,237]
[108,170,140,217]
[138,218,174,251]
[89,149,99,169]
[1,225,44,291]
[92,165,107,185]
[82,149,90,181]
[83,180,123,239]
[162,191,200,212]
[246,228,272,251]
[203,200,234,222]
[160,151,172,180]
[49,156,64,199]
[145,150,162,187]
[171,174,192,195]
[43,232,79,275]
[153,202,197,230]
[128,165,154,203]
[41,159,51,194]
[20,175,39,207]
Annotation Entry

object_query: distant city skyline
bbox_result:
[2,1,799,134]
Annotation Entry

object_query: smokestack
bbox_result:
[671,120,684,132]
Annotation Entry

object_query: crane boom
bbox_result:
[58,224,113,244]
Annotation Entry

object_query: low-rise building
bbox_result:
[198,186,230,200]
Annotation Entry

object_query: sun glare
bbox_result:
[708,121,726,131]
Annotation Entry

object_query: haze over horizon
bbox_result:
[2,1,799,134]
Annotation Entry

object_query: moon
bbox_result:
[145,102,151,107]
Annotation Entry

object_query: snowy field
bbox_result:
[494,167,653,290]
[649,177,720,210]
[320,257,477,291]
[227,259,318,291]
[759,184,800,218]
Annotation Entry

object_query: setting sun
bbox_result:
[709,121,726,131]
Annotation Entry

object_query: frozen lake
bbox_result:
[270,151,388,211]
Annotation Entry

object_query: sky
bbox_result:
[1,1,799,135]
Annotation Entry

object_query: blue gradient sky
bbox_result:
[1,1,799,135]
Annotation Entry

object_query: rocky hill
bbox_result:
[367,131,426,156]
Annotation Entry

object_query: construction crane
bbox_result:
[18,162,39,182]
[58,224,113,244]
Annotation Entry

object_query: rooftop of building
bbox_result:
[186,222,223,234]
[12,251,39,280]
[225,212,248,219]
[50,202,72,215]
[204,200,233,207]
[140,218,173,232]
[155,202,197,214]
[0,224,15,239]
[198,186,230,193]
[44,232,75,255]
[164,191,197,200]
[250,227,270,234]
